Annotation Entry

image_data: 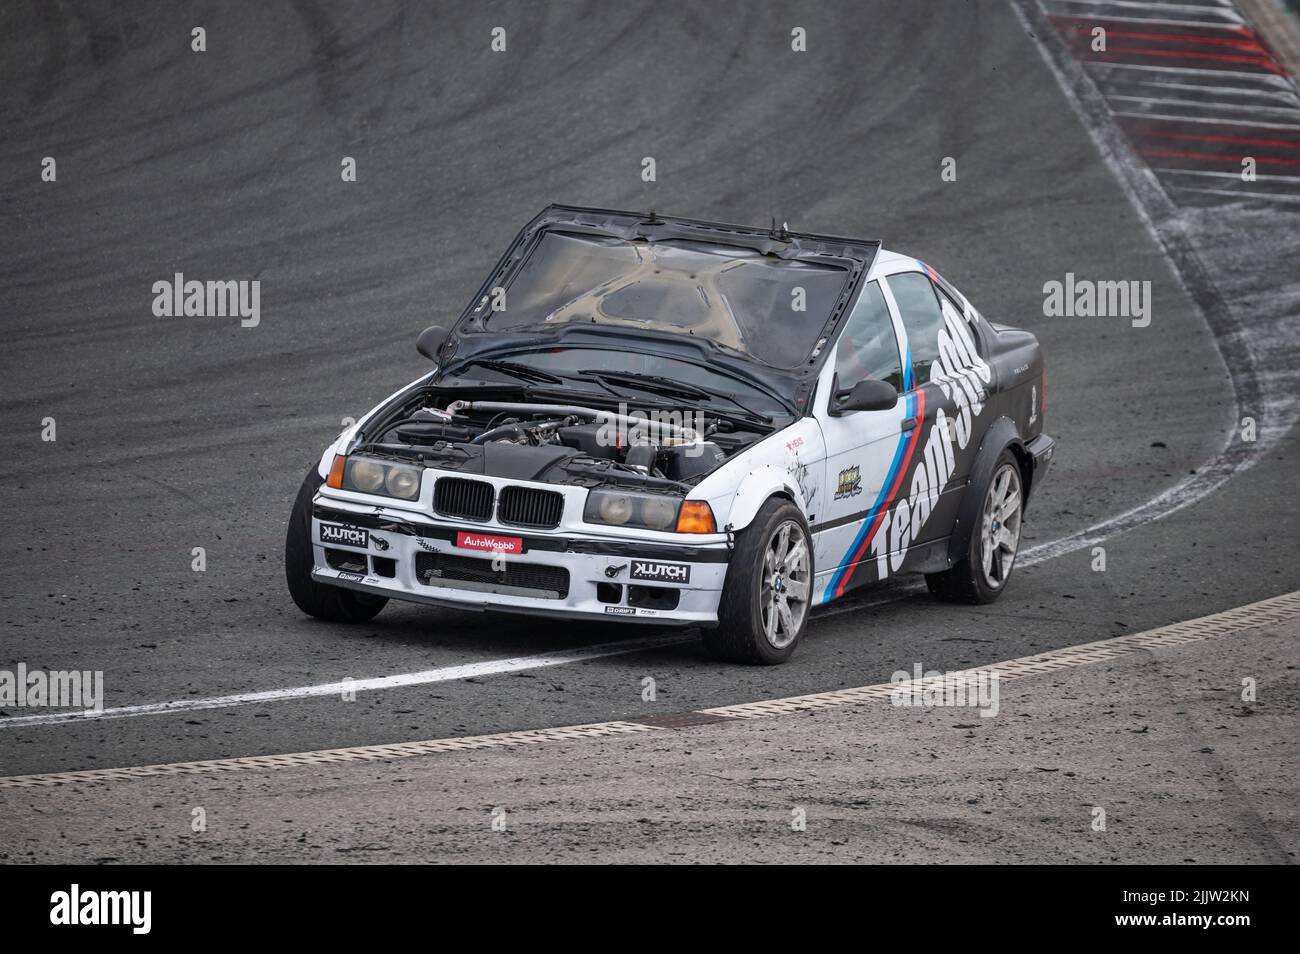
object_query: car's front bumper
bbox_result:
[310,499,731,626]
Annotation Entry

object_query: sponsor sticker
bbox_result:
[604,606,636,616]
[456,531,524,555]
[319,523,369,548]
[629,560,691,584]
[336,571,365,583]
[834,465,863,500]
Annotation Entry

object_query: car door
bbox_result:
[873,269,967,556]
[812,280,912,603]
[878,268,990,561]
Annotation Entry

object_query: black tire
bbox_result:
[702,497,813,665]
[285,466,388,623]
[926,449,1023,605]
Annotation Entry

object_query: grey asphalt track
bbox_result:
[1,0,1297,780]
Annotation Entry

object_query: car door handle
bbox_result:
[900,416,918,432]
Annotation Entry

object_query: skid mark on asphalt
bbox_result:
[0,633,694,730]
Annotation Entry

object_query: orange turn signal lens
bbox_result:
[675,500,716,534]
[326,454,347,489]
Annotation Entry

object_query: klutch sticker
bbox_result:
[629,560,690,584]
[319,523,369,548]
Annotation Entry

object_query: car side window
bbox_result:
[833,281,903,395]
[886,272,945,387]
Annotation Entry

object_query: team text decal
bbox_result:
[868,299,991,577]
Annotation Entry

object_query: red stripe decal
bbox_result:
[1055,25,1267,51]
[1138,147,1300,168]
[834,390,926,599]
[1124,128,1300,152]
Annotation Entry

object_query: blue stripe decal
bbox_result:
[822,392,916,603]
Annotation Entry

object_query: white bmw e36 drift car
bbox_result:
[286,205,1055,664]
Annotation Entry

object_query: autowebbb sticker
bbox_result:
[629,560,690,584]
[319,523,368,547]
[50,884,151,934]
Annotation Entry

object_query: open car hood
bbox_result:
[436,205,881,413]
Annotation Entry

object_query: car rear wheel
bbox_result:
[285,466,388,623]
[703,498,813,665]
[926,450,1023,604]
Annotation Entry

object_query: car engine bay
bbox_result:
[348,388,775,491]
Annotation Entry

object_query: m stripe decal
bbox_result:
[824,390,926,601]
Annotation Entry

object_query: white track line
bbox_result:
[1046,0,1243,21]
[0,634,693,730]
[1055,14,1249,29]
[3,589,1294,788]
[1102,82,1299,105]
[1113,109,1300,129]
[1110,93,1300,117]
[1170,185,1300,200]
[1153,166,1300,181]
[1086,61,1294,84]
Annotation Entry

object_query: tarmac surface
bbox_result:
[0,0,1297,860]
[2,605,1294,863]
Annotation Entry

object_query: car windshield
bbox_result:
[439,347,790,419]
[479,230,850,369]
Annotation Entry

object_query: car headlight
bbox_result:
[584,490,714,533]
[350,459,386,494]
[384,467,421,499]
[595,491,635,525]
[327,455,423,501]
[640,495,679,531]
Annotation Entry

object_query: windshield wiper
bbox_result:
[452,359,566,386]
[580,370,709,399]
[577,370,772,424]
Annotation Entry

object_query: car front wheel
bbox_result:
[285,466,388,623]
[704,497,813,665]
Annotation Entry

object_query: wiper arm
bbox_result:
[579,369,709,400]
[454,359,566,385]
[579,370,772,424]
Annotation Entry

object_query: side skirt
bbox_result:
[814,535,952,603]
